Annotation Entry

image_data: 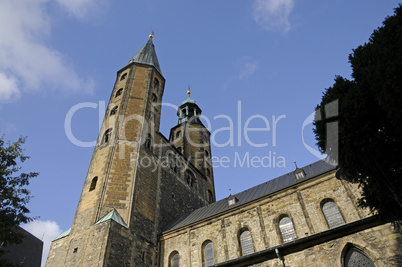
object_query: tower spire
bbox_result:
[126,35,162,74]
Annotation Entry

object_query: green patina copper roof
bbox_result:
[94,209,128,228]
[181,96,196,105]
[127,38,162,74]
[53,228,71,241]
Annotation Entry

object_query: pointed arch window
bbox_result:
[279,216,297,243]
[89,176,98,191]
[115,88,123,97]
[344,247,375,267]
[321,199,345,228]
[169,252,179,267]
[120,73,127,81]
[202,241,215,266]
[239,229,254,256]
[110,106,118,116]
[101,128,112,145]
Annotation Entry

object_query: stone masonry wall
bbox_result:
[159,171,401,266]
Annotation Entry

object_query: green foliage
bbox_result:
[0,135,38,250]
[314,4,402,220]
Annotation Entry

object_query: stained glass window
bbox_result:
[344,247,375,267]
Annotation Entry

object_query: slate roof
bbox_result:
[127,38,162,74]
[163,159,335,233]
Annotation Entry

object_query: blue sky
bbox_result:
[0,0,398,264]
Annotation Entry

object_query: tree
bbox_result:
[314,4,402,220]
[0,135,38,252]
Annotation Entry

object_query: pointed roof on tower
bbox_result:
[126,34,162,75]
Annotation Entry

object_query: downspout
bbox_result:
[275,248,285,267]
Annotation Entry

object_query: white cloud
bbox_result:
[56,0,108,20]
[0,73,21,102]
[0,0,96,102]
[253,0,295,32]
[22,220,63,267]
[236,56,259,79]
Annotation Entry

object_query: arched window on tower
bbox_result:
[120,73,127,81]
[145,134,152,150]
[153,78,159,92]
[89,176,98,191]
[321,199,345,228]
[344,246,375,267]
[101,128,112,145]
[279,216,297,243]
[151,93,157,104]
[206,169,211,179]
[176,131,182,139]
[169,251,179,267]
[202,241,215,266]
[239,229,254,256]
[185,170,195,188]
[115,88,123,97]
[177,147,182,153]
[207,190,213,204]
[110,106,118,116]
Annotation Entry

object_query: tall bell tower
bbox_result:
[47,34,215,267]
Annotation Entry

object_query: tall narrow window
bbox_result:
[169,252,179,267]
[279,216,297,243]
[101,128,112,145]
[205,150,209,158]
[120,73,127,81]
[110,106,118,116]
[203,241,215,267]
[151,93,157,103]
[176,131,182,139]
[145,134,152,150]
[185,170,195,188]
[89,176,98,191]
[208,190,213,204]
[153,78,159,92]
[207,169,211,178]
[177,147,182,153]
[344,247,375,267]
[239,229,254,256]
[115,88,123,97]
[321,199,345,228]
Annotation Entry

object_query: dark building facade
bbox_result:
[1,226,43,267]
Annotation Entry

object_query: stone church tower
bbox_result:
[46,35,215,266]
[47,35,401,267]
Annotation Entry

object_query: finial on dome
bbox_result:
[187,85,191,97]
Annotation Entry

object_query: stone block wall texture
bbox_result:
[159,172,401,266]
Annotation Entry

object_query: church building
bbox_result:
[46,36,401,267]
